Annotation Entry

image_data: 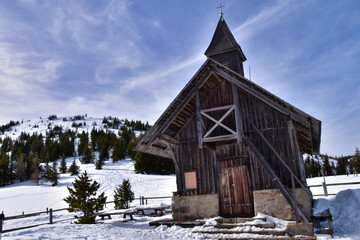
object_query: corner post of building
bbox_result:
[232,83,243,143]
[196,89,203,148]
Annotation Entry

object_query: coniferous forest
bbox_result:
[0,115,175,187]
[1,114,359,187]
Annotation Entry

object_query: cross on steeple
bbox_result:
[217,3,225,16]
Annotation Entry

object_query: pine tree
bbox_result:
[309,157,321,178]
[68,159,80,176]
[135,152,175,175]
[64,171,107,224]
[78,131,89,156]
[96,146,108,170]
[127,140,136,160]
[0,153,10,186]
[112,139,122,163]
[114,179,135,209]
[354,147,360,174]
[336,156,347,175]
[46,161,59,186]
[82,145,93,164]
[60,154,67,173]
[322,155,332,176]
[15,153,26,182]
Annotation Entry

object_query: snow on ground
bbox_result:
[0,159,176,216]
[1,158,360,239]
[307,174,360,198]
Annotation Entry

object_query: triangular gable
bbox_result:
[135,59,321,158]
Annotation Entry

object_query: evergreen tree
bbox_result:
[60,154,67,173]
[82,144,93,164]
[135,152,175,175]
[322,155,333,176]
[46,161,59,186]
[127,140,136,160]
[309,157,321,178]
[15,153,26,182]
[112,139,121,163]
[0,153,10,186]
[96,146,108,170]
[68,159,80,176]
[78,131,89,156]
[114,179,135,209]
[336,156,348,175]
[354,147,360,174]
[64,171,107,224]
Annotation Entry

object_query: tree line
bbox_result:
[305,147,360,178]
[0,116,173,187]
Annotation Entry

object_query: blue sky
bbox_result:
[0,0,359,156]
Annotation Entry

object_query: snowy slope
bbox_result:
[1,158,360,239]
[0,159,176,216]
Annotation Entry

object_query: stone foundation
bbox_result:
[253,188,312,221]
[172,194,219,221]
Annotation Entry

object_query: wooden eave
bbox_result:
[135,59,321,158]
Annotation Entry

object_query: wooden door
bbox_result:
[218,158,254,217]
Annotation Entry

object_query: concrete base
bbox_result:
[172,194,219,221]
[286,222,314,236]
[253,188,312,221]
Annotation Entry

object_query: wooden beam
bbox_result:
[287,119,299,224]
[201,105,234,113]
[244,137,309,224]
[196,89,203,148]
[248,120,312,199]
[160,133,179,145]
[232,83,243,143]
[211,68,310,128]
[203,134,237,143]
[147,71,213,147]
[202,106,235,138]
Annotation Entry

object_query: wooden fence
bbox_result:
[0,195,172,234]
[308,181,360,197]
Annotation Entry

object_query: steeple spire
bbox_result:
[205,15,247,76]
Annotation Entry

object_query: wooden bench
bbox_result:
[97,209,137,220]
[312,208,333,238]
[136,206,169,216]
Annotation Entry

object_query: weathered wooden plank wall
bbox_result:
[174,79,305,196]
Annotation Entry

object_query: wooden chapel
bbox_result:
[135,15,321,222]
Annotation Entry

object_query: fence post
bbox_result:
[322,182,328,197]
[139,196,142,205]
[49,208,53,224]
[0,211,4,233]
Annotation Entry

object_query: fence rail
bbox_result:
[0,195,172,233]
[308,181,360,197]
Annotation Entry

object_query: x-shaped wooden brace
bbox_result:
[201,105,236,138]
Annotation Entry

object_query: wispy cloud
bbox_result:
[233,0,292,41]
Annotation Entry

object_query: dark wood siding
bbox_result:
[173,79,305,197]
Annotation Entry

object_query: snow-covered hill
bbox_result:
[1,115,123,140]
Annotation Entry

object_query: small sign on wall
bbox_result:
[185,171,197,189]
